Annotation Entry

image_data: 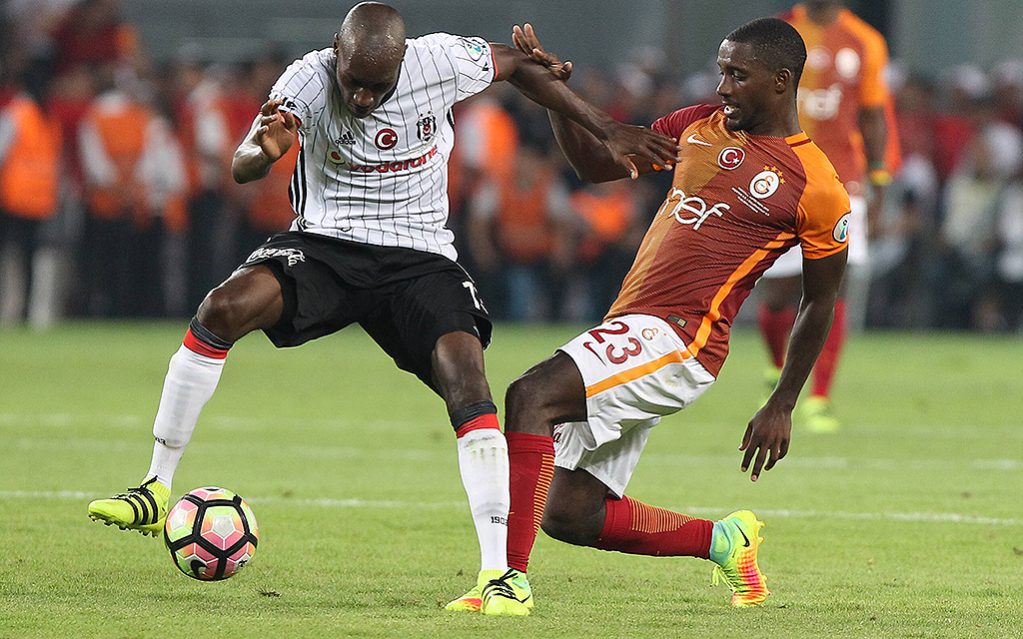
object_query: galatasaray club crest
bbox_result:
[749,166,784,200]
[417,112,437,143]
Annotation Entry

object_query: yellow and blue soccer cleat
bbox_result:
[711,510,770,607]
[800,395,840,433]
[87,477,170,538]
[446,568,533,615]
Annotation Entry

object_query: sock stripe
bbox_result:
[450,400,498,430]
[629,498,697,534]
[532,455,555,534]
[183,328,230,359]
[188,317,234,350]
[455,413,500,438]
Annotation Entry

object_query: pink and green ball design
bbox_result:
[164,487,259,581]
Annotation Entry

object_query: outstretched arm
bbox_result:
[507,23,670,183]
[859,105,889,237]
[491,31,678,179]
[740,248,847,481]
[232,98,299,184]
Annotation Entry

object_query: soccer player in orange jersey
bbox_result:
[757,0,894,432]
[449,18,849,611]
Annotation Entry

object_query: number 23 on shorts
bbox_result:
[582,319,644,365]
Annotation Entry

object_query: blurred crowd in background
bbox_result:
[2,0,1023,332]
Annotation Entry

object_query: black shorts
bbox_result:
[240,231,492,389]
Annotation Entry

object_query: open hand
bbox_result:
[739,402,792,482]
[255,98,298,161]
[603,122,683,179]
[512,23,573,81]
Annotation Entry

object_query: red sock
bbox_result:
[757,305,796,368]
[506,432,555,572]
[812,298,846,398]
[593,496,712,558]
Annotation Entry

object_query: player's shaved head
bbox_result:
[333,2,407,118]
[724,17,807,87]
[337,2,406,67]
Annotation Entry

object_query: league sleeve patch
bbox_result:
[460,37,486,61]
[833,213,851,243]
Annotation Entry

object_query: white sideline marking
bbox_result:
[10,435,1021,472]
[4,412,1023,439]
[3,490,1020,527]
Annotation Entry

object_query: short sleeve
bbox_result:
[858,30,890,108]
[269,53,329,134]
[425,33,496,103]
[796,165,852,259]
[651,104,720,140]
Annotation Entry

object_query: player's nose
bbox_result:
[716,76,731,98]
[352,88,375,108]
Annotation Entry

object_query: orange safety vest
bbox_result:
[0,96,62,219]
[571,188,633,261]
[82,98,151,219]
[460,99,519,192]
[244,141,300,231]
[496,176,554,264]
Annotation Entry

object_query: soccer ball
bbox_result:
[163,487,259,581]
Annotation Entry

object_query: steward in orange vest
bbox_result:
[0,91,62,324]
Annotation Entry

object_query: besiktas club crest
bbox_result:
[417,112,437,142]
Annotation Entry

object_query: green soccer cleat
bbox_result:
[447,568,533,614]
[711,510,770,608]
[87,477,170,538]
[799,395,840,433]
[481,569,533,616]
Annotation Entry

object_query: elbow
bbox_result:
[231,157,249,185]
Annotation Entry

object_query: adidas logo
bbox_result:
[336,130,356,146]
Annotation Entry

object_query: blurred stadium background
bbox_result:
[3,0,1023,333]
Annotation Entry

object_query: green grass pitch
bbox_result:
[1,323,1021,638]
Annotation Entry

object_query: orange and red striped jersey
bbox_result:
[784,5,892,188]
[606,104,850,376]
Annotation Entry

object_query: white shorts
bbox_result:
[761,195,866,279]
[554,314,715,497]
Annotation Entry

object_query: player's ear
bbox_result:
[775,68,793,95]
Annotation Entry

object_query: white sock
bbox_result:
[146,344,227,488]
[457,428,510,572]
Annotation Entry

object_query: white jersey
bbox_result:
[269,33,496,261]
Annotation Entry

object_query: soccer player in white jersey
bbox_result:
[86,2,679,617]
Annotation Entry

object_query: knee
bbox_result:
[432,332,489,406]
[196,285,248,342]
[541,507,597,546]
[504,370,551,430]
